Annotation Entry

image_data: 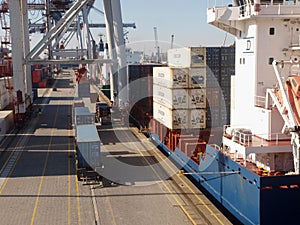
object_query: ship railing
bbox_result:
[233,130,252,146]
[209,144,221,151]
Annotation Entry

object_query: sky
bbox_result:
[22,0,235,54]
[89,0,235,53]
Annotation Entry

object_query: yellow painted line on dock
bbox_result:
[30,102,59,225]
[0,145,25,194]
[74,133,81,225]
[30,148,50,225]
[75,174,81,225]
[68,102,71,225]
[149,136,226,225]
[121,129,198,225]
[104,187,118,225]
[0,128,33,195]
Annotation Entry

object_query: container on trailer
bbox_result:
[76,124,101,169]
[74,107,95,125]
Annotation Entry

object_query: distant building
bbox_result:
[126,48,143,64]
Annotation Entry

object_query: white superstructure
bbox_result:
[208,0,300,173]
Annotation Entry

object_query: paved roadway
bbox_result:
[0,70,234,225]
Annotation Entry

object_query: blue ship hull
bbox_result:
[150,133,300,225]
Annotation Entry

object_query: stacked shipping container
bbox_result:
[0,77,13,110]
[206,46,235,127]
[153,47,207,130]
[148,46,234,161]
[32,65,49,88]
[127,64,163,125]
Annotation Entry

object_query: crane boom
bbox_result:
[272,60,300,174]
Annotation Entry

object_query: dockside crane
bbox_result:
[153,27,161,63]
[171,34,174,49]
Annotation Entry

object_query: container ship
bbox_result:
[126,1,300,225]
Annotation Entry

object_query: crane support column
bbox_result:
[82,5,92,60]
[23,0,32,105]
[103,0,127,107]
[9,0,28,116]
[111,0,128,109]
[103,0,117,103]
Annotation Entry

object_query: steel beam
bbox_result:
[26,0,90,61]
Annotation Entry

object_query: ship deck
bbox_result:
[0,70,234,225]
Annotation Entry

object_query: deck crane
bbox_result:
[153,27,161,63]
[270,60,300,174]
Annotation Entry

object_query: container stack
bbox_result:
[153,47,206,130]
[0,77,13,110]
[32,64,49,88]
[206,46,235,127]
[128,64,163,124]
[0,110,14,142]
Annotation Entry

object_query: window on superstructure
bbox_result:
[269,57,274,65]
[269,27,275,35]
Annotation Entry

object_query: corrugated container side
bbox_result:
[206,87,221,108]
[78,82,90,98]
[167,47,206,68]
[153,84,188,109]
[129,76,152,105]
[128,64,160,108]
[189,67,206,88]
[32,69,42,83]
[153,67,189,88]
[38,79,47,88]
[153,101,189,130]
[76,124,101,169]
[188,88,206,109]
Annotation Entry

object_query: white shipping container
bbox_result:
[153,67,189,88]
[189,88,206,108]
[168,47,206,68]
[189,109,206,129]
[0,110,14,142]
[189,67,206,88]
[0,90,10,110]
[153,84,188,109]
[0,77,13,95]
[153,101,189,130]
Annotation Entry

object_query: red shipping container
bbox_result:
[38,79,47,88]
[32,69,42,83]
